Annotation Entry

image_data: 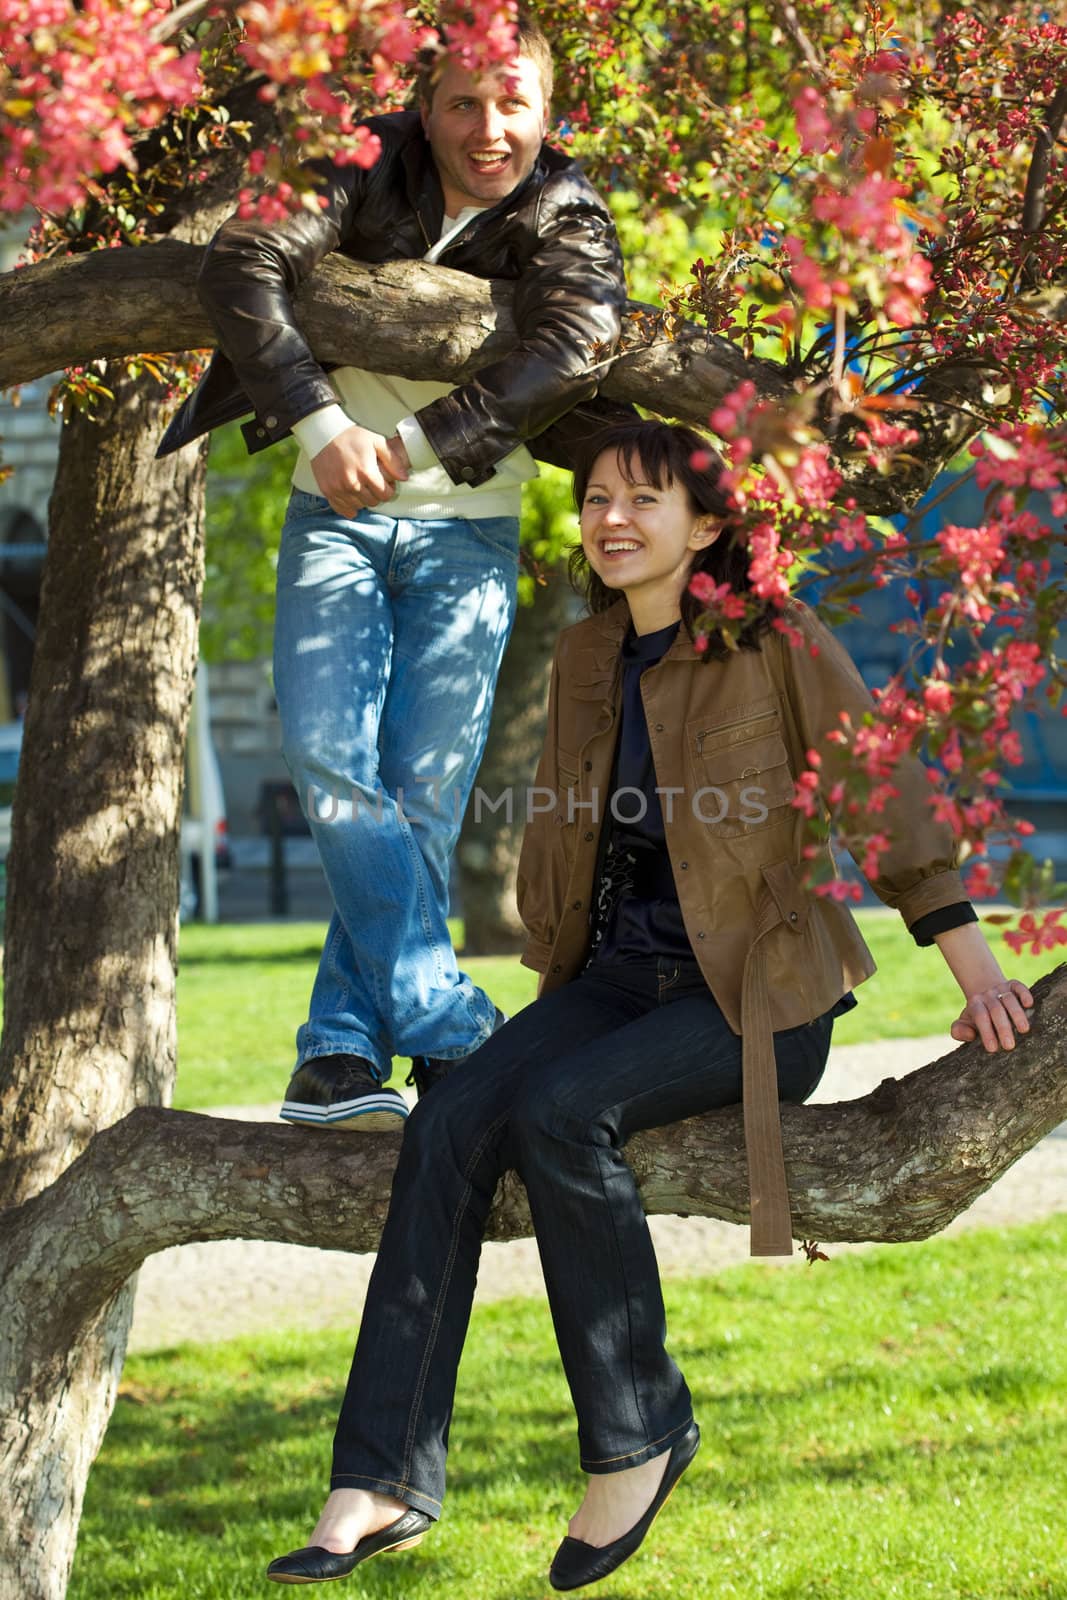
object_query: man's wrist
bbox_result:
[395,414,438,472]
[292,404,352,459]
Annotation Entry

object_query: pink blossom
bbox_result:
[783,235,832,310]
[794,86,834,155]
[1004,909,1067,957]
[687,574,748,619]
[923,681,953,715]
[814,879,864,903]
[790,443,842,510]
[884,252,933,325]
[814,173,909,254]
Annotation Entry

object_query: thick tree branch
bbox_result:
[1020,83,1067,288]
[2,964,1064,1381]
[0,238,1044,513]
[0,238,781,412]
[1022,84,1067,235]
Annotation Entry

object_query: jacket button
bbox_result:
[790,911,799,922]
[552,963,561,973]
[697,930,706,939]
[265,414,279,429]
[256,427,267,439]
[584,760,593,771]
[680,861,688,870]
[584,830,594,841]
[572,899,582,910]
[654,722,664,732]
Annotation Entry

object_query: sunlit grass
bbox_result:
[72,1215,1067,1600]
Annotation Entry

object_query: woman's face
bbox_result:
[579,448,718,617]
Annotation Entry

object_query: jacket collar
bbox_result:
[587,599,703,663]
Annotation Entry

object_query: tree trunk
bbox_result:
[0,370,207,1599]
[458,561,574,953]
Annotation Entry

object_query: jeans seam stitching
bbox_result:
[400,1110,510,1485]
[330,1472,442,1509]
[591,1121,650,1449]
[580,1416,693,1466]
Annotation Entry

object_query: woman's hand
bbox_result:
[950,978,1034,1051]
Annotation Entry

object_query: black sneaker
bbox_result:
[406,1007,508,1100]
[280,1054,408,1130]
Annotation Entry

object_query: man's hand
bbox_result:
[311,424,410,518]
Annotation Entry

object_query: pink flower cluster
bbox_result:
[813,172,910,253]
[936,520,1005,598]
[1003,909,1067,957]
[782,74,938,331]
[687,572,748,619]
[970,423,1067,509]
[0,0,202,212]
[237,0,432,88]
[854,414,920,472]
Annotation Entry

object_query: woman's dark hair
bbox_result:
[568,419,773,657]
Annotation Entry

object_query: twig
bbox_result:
[772,0,827,80]
[150,0,241,44]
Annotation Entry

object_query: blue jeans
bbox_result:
[273,490,520,1074]
[330,958,832,1517]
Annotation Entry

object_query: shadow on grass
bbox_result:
[177,943,324,967]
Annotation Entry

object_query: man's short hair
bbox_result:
[416,13,554,110]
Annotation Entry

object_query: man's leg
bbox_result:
[374,512,519,1064]
[273,493,412,1121]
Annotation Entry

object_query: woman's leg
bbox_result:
[307,975,661,1551]
[508,958,830,1544]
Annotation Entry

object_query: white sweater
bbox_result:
[290,206,537,520]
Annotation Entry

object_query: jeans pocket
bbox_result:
[462,515,520,563]
[286,488,332,518]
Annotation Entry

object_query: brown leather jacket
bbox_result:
[516,598,966,1256]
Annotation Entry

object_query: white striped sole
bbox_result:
[280,1095,408,1130]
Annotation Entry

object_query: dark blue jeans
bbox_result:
[330,958,832,1519]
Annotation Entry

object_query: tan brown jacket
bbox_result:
[516,597,966,1256]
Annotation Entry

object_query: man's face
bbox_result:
[421,54,549,216]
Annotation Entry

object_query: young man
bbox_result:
[159,19,630,1129]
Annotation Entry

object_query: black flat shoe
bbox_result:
[548,1422,700,1591]
[266,1508,431,1584]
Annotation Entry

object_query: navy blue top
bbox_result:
[587,620,975,990]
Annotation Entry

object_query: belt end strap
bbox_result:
[741,929,794,1259]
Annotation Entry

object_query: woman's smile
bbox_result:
[580,446,720,632]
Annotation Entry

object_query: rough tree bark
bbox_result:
[0,371,207,1600]
[457,561,575,953]
[0,239,1036,513]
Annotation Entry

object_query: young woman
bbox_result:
[266,420,1033,1590]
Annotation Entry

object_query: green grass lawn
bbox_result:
[71,1215,1067,1600]
[173,912,1059,1109]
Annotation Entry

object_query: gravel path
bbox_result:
[129,1036,1066,1352]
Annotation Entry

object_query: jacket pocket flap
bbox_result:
[698,731,791,787]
